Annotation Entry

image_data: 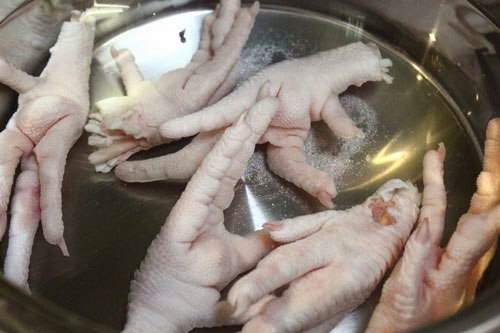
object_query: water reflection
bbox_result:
[349,135,410,191]
[244,185,272,230]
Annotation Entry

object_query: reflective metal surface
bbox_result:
[0,1,498,333]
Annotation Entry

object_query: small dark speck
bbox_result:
[179,29,186,43]
[271,51,287,64]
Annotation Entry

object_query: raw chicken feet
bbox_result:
[122,86,278,333]
[366,118,500,332]
[225,178,420,332]
[0,11,95,289]
[86,0,258,173]
[155,42,393,207]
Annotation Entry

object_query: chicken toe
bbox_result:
[110,47,144,94]
[321,94,363,139]
[115,131,222,183]
[35,114,85,255]
[464,118,500,301]
[3,155,40,292]
[0,126,34,239]
[241,266,347,333]
[267,143,337,208]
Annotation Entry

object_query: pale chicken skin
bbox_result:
[85,0,258,172]
[463,117,500,302]
[366,118,500,333]
[123,86,279,333]
[128,42,393,207]
[223,178,420,333]
[0,11,95,290]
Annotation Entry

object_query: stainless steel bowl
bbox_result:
[0,1,498,332]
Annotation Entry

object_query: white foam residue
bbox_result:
[306,94,378,189]
[237,43,293,80]
[236,30,315,82]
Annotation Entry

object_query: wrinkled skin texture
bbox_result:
[464,118,500,302]
[143,42,393,207]
[0,11,95,290]
[224,179,420,333]
[123,86,278,333]
[366,119,500,333]
[85,0,258,173]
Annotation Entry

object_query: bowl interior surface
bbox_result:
[0,4,491,333]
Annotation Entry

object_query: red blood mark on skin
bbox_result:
[370,197,396,225]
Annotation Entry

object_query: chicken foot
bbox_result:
[0,11,95,290]
[86,0,258,173]
[3,155,39,291]
[223,179,420,332]
[122,85,278,332]
[147,42,393,207]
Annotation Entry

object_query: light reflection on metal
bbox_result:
[96,11,205,79]
[244,185,268,230]
[416,74,423,81]
[426,130,433,144]
[349,136,410,191]
[88,1,130,17]
[345,17,365,39]
[408,61,432,84]
[420,6,441,64]
[369,147,407,165]
[93,1,130,9]
[428,31,437,43]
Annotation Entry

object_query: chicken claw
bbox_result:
[122,87,279,332]
[366,120,500,333]
[0,11,95,289]
[159,42,393,207]
[225,178,420,333]
[86,0,259,173]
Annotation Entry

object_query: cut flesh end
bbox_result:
[370,197,396,225]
